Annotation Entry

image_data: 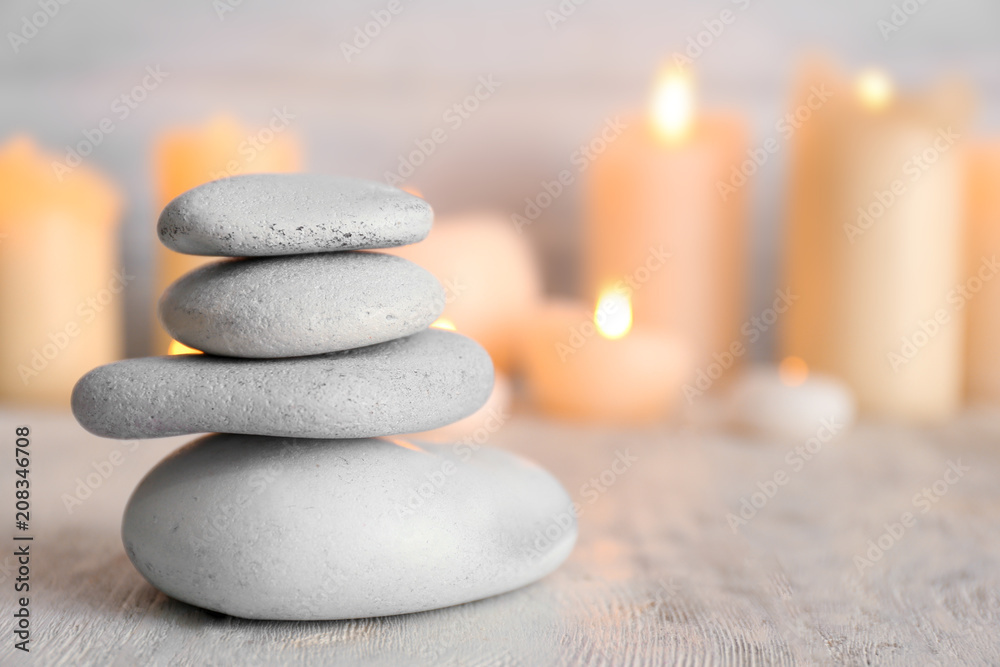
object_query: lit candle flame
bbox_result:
[431,317,456,331]
[651,66,694,142]
[594,289,632,340]
[856,69,893,111]
[778,356,809,387]
[167,340,202,355]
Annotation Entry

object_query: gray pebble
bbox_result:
[72,329,493,439]
[158,174,432,256]
[122,433,576,620]
[159,251,445,358]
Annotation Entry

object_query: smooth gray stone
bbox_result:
[122,433,576,620]
[158,174,432,256]
[72,330,492,439]
[159,251,445,358]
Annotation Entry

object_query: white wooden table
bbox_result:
[2,407,999,666]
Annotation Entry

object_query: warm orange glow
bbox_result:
[155,114,302,204]
[595,289,632,340]
[651,66,695,142]
[856,69,893,111]
[386,438,427,453]
[431,317,457,331]
[779,356,809,387]
[401,184,424,198]
[167,340,202,355]
[0,135,121,225]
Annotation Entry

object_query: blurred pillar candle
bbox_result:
[153,114,301,353]
[583,66,748,379]
[964,142,1000,404]
[0,136,122,406]
[520,291,689,423]
[782,65,971,421]
[387,211,541,373]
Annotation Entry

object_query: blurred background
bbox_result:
[3,0,1000,434]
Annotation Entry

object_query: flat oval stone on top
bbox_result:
[71,329,493,440]
[157,174,432,256]
[159,251,445,358]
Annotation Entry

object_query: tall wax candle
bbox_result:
[153,114,301,353]
[782,66,970,421]
[584,67,747,379]
[0,136,122,406]
[964,142,1000,404]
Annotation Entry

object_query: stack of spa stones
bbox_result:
[71,174,576,621]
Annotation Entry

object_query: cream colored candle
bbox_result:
[0,136,122,407]
[153,114,301,353]
[964,141,1000,404]
[520,292,689,423]
[782,65,970,421]
[583,67,747,378]
[724,357,856,441]
[387,211,541,373]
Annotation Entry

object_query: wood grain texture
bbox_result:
[2,408,1000,666]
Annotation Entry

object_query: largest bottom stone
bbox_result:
[122,433,577,620]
